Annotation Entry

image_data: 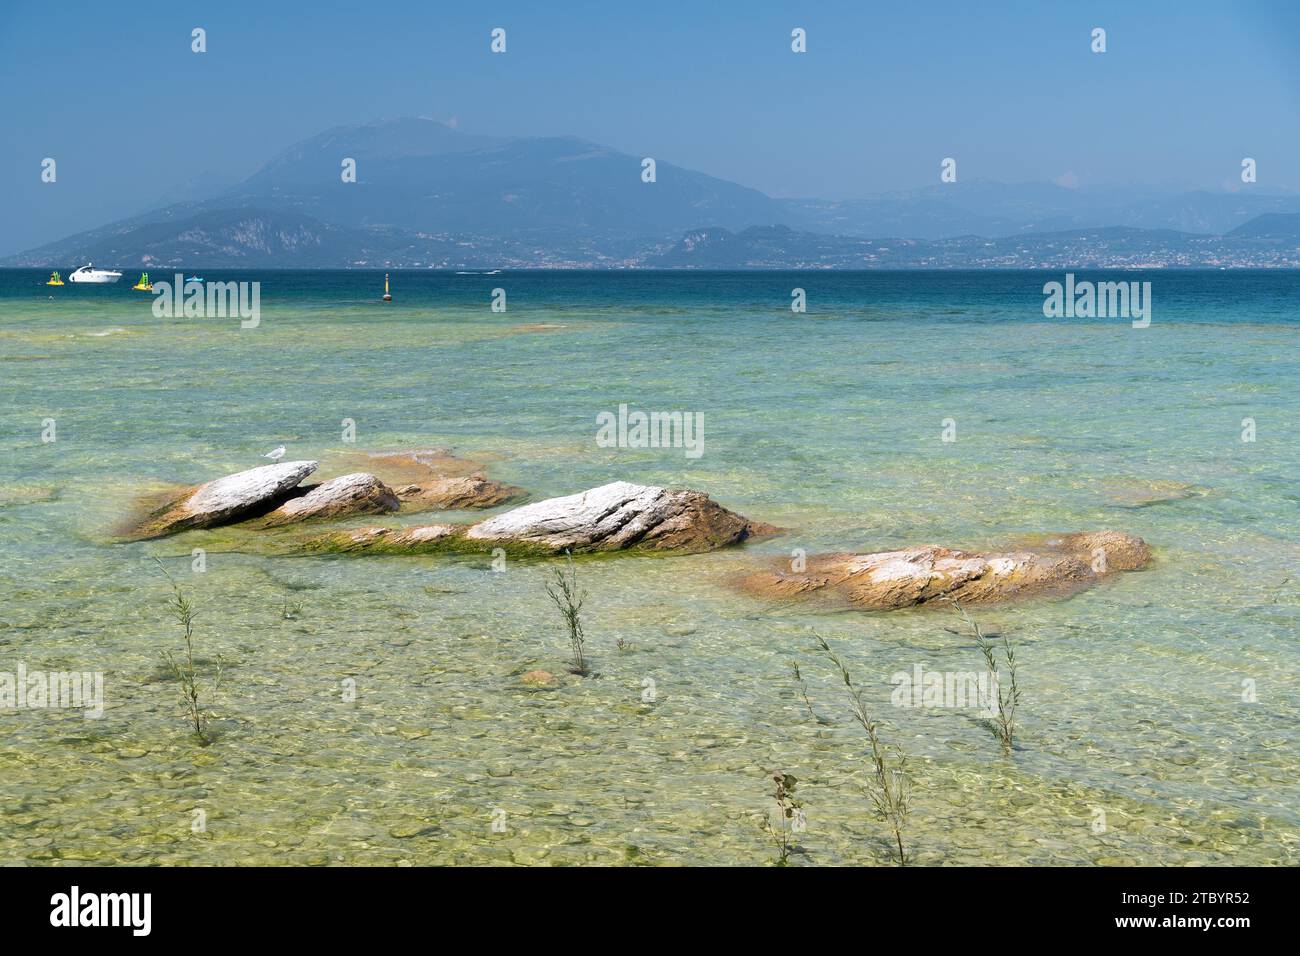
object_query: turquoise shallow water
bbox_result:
[0,269,1296,865]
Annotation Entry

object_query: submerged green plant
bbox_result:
[949,600,1021,755]
[545,552,588,676]
[155,558,223,742]
[816,636,911,866]
[763,770,803,866]
[791,660,820,723]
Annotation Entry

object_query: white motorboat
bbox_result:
[68,264,123,284]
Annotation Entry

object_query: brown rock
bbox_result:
[521,669,555,686]
[352,448,485,484]
[393,475,524,510]
[1046,531,1152,571]
[735,531,1151,611]
[258,473,400,527]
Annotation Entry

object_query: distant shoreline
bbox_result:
[5,266,1300,274]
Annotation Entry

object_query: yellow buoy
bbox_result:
[46,271,64,286]
[382,273,392,302]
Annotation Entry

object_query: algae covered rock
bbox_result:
[313,523,462,554]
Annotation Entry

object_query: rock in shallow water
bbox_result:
[1104,479,1210,509]
[123,460,319,539]
[464,480,777,553]
[1045,530,1151,571]
[735,530,1151,610]
[258,473,400,527]
[312,480,777,555]
[321,524,461,552]
[393,475,523,511]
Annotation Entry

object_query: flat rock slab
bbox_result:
[310,480,777,556]
[340,448,525,512]
[0,484,59,508]
[735,530,1151,610]
[318,523,461,553]
[123,460,318,539]
[351,448,487,484]
[257,473,400,527]
[1104,479,1210,509]
[393,475,523,511]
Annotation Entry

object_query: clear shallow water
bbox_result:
[0,269,1296,866]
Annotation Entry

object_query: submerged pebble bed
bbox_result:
[1,270,1295,865]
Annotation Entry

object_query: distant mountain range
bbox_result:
[646,221,1300,269]
[8,118,1300,269]
[785,186,1300,240]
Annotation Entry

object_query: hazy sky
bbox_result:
[3,0,1299,254]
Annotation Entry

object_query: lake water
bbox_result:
[0,268,1295,865]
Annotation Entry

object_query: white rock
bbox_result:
[464,480,774,553]
[261,472,399,526]
[129,460,317,538]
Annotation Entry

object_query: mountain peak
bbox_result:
[1227,212,1300,239]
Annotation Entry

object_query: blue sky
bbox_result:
[3,0,1299,254]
